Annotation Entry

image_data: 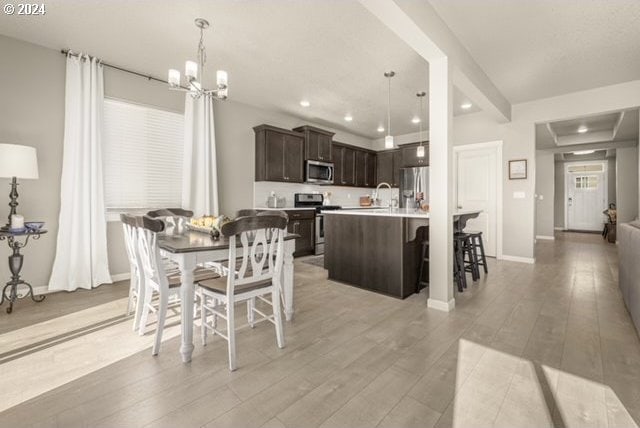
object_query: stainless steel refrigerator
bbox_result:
[400,167,429,208]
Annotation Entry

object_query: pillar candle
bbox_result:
[11,214,24,229]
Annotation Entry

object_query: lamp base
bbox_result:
[6,177,18,229]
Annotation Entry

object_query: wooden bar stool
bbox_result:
[467,231,488,274]
[416,239,429,293]
[453,235,468,291]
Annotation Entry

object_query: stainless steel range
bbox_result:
[294,193,341,255]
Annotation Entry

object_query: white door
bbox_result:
[566,169,606,231]
[455,146,499,257]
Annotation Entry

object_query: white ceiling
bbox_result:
[429,0,640,104]
[0,0,479,139]
[536,109,639,152]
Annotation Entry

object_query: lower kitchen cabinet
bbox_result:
[285,210,315,257]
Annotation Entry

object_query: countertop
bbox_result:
[322,208,482,219]
[255,207,316,211]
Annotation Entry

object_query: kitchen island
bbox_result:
[323,208,481,298]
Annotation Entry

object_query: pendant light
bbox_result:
[416,91,426,158]
[384,71,395,149]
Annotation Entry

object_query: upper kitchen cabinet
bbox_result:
[376,149,401,187]
[333,142,356,186]
[292,125,334,162]
[254,125,305,183]
[355,150,377,187]
[401,142,429,167]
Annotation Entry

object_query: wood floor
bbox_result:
[0,232,639,428]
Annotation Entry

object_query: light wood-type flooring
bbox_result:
[0,231,639,427]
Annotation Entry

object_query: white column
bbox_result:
[428,56,455,311]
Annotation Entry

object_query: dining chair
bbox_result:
[197,214,287,371]
[137,215,220,354]
[121,214,144,331]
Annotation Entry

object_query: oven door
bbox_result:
[315,214,325,254]
[306,160,334,184]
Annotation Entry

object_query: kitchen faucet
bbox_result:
[374,182,393,210]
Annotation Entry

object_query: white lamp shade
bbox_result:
[384,135,394,149]
[0,144,39,179]
[168,69,181,87]
[216,70,228,88]
[185,60,198,79]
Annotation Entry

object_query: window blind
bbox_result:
[103,98,184,211]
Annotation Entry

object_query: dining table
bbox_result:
[158,229,297,363]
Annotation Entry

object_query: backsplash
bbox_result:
[254,181,399,208]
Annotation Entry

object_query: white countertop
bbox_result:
[322,208,482,219]
[256,207,315,211]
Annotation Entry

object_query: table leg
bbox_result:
[178,255,196,363]
[282,241,295,321]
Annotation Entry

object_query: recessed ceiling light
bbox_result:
[461,102,472,109]
[411,117,421,124]
[299,100,310,107]
[577,126,588,133]
[344,115,353,122]
[573,150,595,155]
[377,126,385,133]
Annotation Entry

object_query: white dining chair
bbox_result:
[137,215,220,355]
[197,214,287,371]
[121,214,144,332]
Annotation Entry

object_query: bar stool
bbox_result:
[416,240,429,293]
[453,234,469,291]
[467,231,488,274]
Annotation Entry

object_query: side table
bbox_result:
[0,229,47,313]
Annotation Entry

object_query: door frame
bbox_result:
[453,140,503,259]
[563,160,608,231]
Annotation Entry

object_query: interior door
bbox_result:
[455,147,498,257]
[566,171,606,231]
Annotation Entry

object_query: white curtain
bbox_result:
[182,94,219,217]
[49,54,111,291]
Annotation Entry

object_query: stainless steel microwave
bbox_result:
[305,160,334,184]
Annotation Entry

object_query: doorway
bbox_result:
[454,141,503,258]
[565,161,607,231]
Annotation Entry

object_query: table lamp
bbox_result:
[0,144,39,230]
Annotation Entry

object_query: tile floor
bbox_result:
[0,231,638,427]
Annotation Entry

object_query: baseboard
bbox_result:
[427,298,456,312]
[536,235,555,240]
[554,227,566,231]
[501,254,535,264]
[13,272,130,297]
[111,272,131,283]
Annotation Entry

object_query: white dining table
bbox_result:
[158,230,297,363]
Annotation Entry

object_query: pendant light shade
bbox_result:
[385,135,394,149]
[384,71,395,149]
[416,91,426,158]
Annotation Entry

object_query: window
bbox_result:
[575,175,599,189]
[102,99,184,214]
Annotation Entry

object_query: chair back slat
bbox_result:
[137,216,168,290]
[222,215,287,294]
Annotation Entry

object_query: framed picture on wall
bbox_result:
[509,159,527,179]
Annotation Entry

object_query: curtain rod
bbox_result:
[60,49,187,89]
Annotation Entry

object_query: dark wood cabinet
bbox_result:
[333,143,356,186]
[401,143,429,167]
[285,210,315,257]
[355,150,377,187]
[254,125,305,183]
[293,125,334,162]
[376,149,401,187]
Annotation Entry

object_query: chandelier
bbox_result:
[167,18,228,100]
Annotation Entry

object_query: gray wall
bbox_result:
[535,151,555,237]
[0,34,374,285]
[617,146,639,223]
